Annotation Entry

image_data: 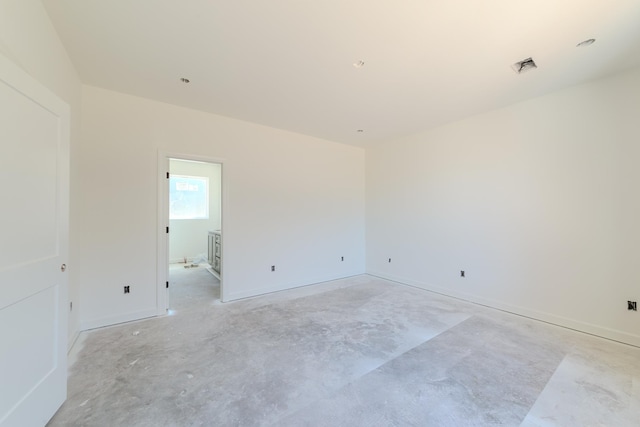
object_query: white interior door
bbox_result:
[0,52,69,426]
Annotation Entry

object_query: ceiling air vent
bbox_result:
[512,57,537,74]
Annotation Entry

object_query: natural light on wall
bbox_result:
[169,175,209,219]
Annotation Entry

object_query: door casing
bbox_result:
[157,151,228,311]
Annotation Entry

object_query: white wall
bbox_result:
[7,0,636,349]
[367,67,640,346]
[78,85,366,329]
[169,159,221,263]
[0,0,82,350]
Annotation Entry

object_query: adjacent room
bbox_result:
[167,158,222,308]
[1,0,640,425]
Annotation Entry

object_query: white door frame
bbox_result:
[157,151,228,312]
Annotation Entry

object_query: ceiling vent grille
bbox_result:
[512,57,537,74]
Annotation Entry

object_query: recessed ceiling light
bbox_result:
[353,60,365,68]
[576,38,596,47]
[180,77,190,83]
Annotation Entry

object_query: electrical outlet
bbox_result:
[628,301,637,311]
[271,265,275,272]
[460,270,465,278]
[341,256,344,261]
[388,258,391,263]
[124,285,130,294]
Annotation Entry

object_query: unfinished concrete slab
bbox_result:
[48,271,640,426]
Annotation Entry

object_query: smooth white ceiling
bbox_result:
[43,0,640,147]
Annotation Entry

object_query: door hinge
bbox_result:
[166,281,169,289]
[166,172,169,179]
[166,226,169,233]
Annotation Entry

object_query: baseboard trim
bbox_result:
[367,270,640,348]
[224,270,366,302]
[67,330,80,354]
[80,308,158,331]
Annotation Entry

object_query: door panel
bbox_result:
[0,78,58,269]
[0,287,58,414]
[0,52,69,427]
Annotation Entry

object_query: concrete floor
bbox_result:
[49,268,640,426]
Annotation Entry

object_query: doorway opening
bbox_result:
[157,153,225,314]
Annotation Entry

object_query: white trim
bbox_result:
[157,151,228,309]
[224,270,365,301]
[67,329,80,353]
[367,270,640,348]
[80,308,159,331]
[156,153,169,314]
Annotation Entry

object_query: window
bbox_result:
[169,175,209,219]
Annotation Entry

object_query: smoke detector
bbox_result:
[511,57,537,74]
